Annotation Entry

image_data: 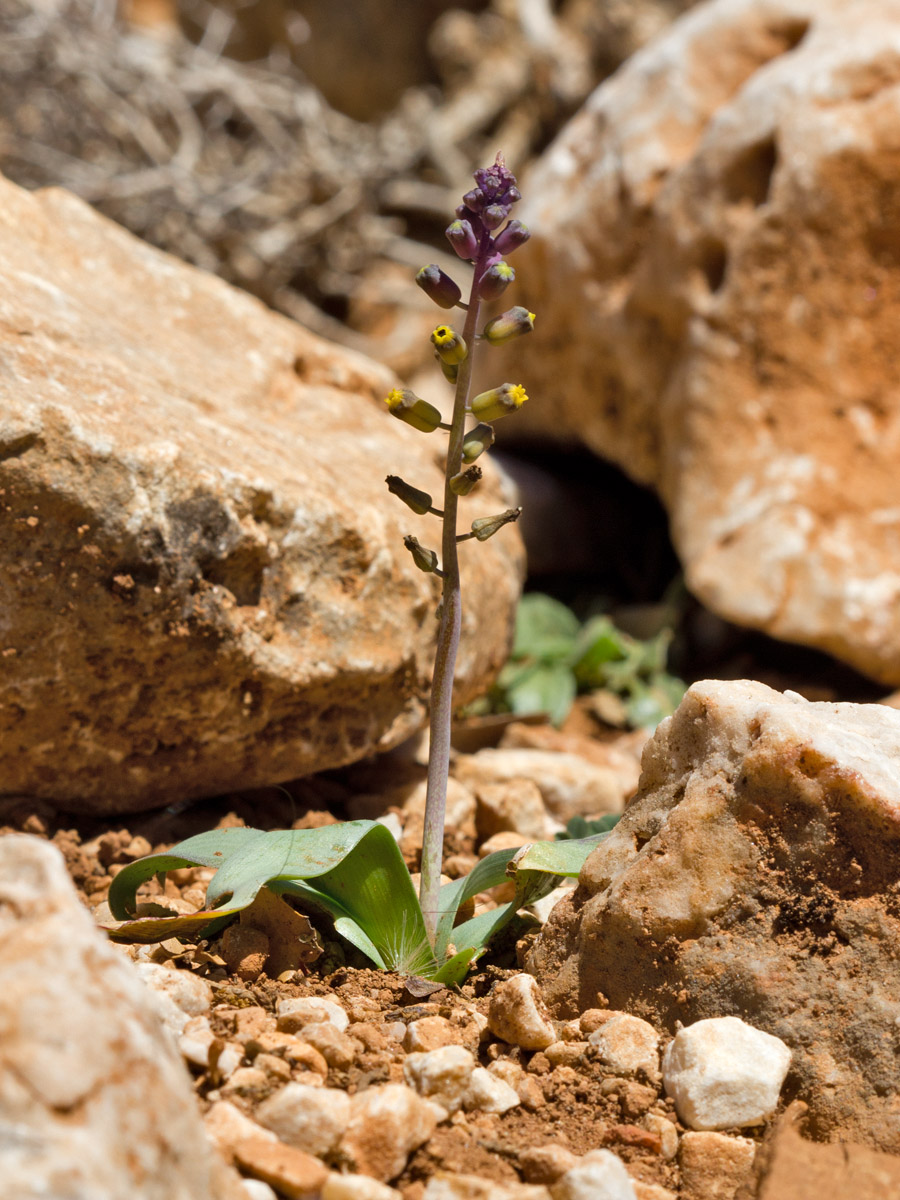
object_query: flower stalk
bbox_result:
[383,153,534,947]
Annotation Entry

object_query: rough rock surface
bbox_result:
[0,172,522,812]
[510,0,900,683]
[527,679,900,1150]
[0,834,242,1200]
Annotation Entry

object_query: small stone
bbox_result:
[631,1187,676,1200]
[404,1045,476,1115]
[216,1042,245,1081]
[256,1052,292,1082]
[284,1041,329,1078]
[234,1137,329,1199]
[339,1083,445,1182]
[424,1175,551,1199]
[233,1007,275,1042]
[478,831,531,858]
[204,1101,276,1165]
[219,1067,270,1100]
[276,997,349,1033]
[589,1014,660,1079]
[241,1181,279,1200]
[179,1015,216,1069]
[529,883,576,925]
[662,1018,792,1130]
[487,975,556,1051]
[544,1041,588,1068]
[641,1114,678,1161]
[463,1066,520,1114]
[517,1075,547,1111]
[404,1016,461,1052]
[679,1131,756,1200]
[257,1082,351,1157]
[455,748,627,823]
[475,779,551,841]
[221,923,270,982]
[519,1145,579,1185]
[579,1010,612,1037]
[618,1082,659,1120]
[322,1173,403,1199]
[134,960,213,1034]
[550,1150,637,1200]
[300,1021,358,1069]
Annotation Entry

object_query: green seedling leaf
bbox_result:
[513,593,580,657]
[572,615,629,685]
[556,813,621,841]
[506,662,576,726]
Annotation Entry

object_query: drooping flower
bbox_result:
[461,422,495,462]
[385,388,443,433]
[470,507,522,541]
[479,261,515,302]
[482,306,535,346]
[386,476,434,515]
[430,325,468,365]
[416,264,462,309]
[470,382,528,422]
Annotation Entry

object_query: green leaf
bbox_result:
[506,663,577,726]
[572,615,629,685]
[513,594,580,658]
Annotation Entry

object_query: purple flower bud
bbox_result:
[415,264,462,309]
[462,188,485,212]
[446,218,479,261]
[492,219,531,256]
[478,260,515,302]
[472,153,520,208]
[482,204,509,231]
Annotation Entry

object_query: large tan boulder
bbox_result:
[508,0,900,684]
[0,174,523,812]
[527,679,900,1151]
[0,834,244,1199]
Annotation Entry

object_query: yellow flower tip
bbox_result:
[431,325,455,347]
[385,388,405,411]
[510,384,528,408]
[528,311,536,323]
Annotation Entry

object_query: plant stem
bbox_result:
[419,250,489,946]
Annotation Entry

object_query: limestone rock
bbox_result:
[454,748,628,823]
[663,1018,791,1130]
[338,1083,445,1183]
[527,679,900,1149]
[0,172,522,812]
[551,1150,637,1200]
[424,1176,551,1200]
[679,1130,756,1200]
[0,834,243,1200]
[255,1082,351,1158]
[403,1045,476,1115]
[487,974,557,1051]
[510,0,900,684]
[587,1013,661,1080]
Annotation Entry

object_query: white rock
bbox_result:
[0,835,243,1199]
[340,1083,446,1183]
[178,1015,216,1069]
[454,749,627,823]
[403,1045,476,1115]
[662,1017,792,1130]
[275,996,349,1032]
[256,1082,351,1157]
[322,1173,402,1199]
[641,1114,678,1161]
[241,1181,279,1200]
[528,882,576,926]
[588,1013,660,1079]
[551,1150,637,1200]
[135,961,213,1019]
[487,974,556,1051]
[463,1067,521,1114]
[204,1101,277,1163]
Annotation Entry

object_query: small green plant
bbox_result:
[105,156,615,981]
[476,592,685,729]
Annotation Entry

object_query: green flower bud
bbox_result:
[449,465,483,496]
[430,325,468,365]
[479,261,515,301]
[470,382,528,422]
[435,352,459,385]
[470,507,522,541]
[461,422,495,463]
[482,306,535,346]
[385,387,443,433]
[386,475,433,515]
[404,534,440,574]
[415,264,462,309]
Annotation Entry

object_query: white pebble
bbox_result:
[322,1171,402,1199]
[276,995,349,1032]
[662,1016,792,1130]
[588,1013,660,1079]
[464,1067,520,1114]
[551,1150,636,1200]
[404,1045,476,1114]
[487,975,556,1051]
[241,1181,279,1200]
[256,1082,351,1157]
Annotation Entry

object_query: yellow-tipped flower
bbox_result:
[404,534,440,574]
[470,382,528,423]
[386,475,433,515]
[482,306,535,346]
[449,465,482,496]
[384,387,443,433]
[470,507,522,541]
[461,422,495,463]
[430,325,468,366]
[435,351,459,385]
